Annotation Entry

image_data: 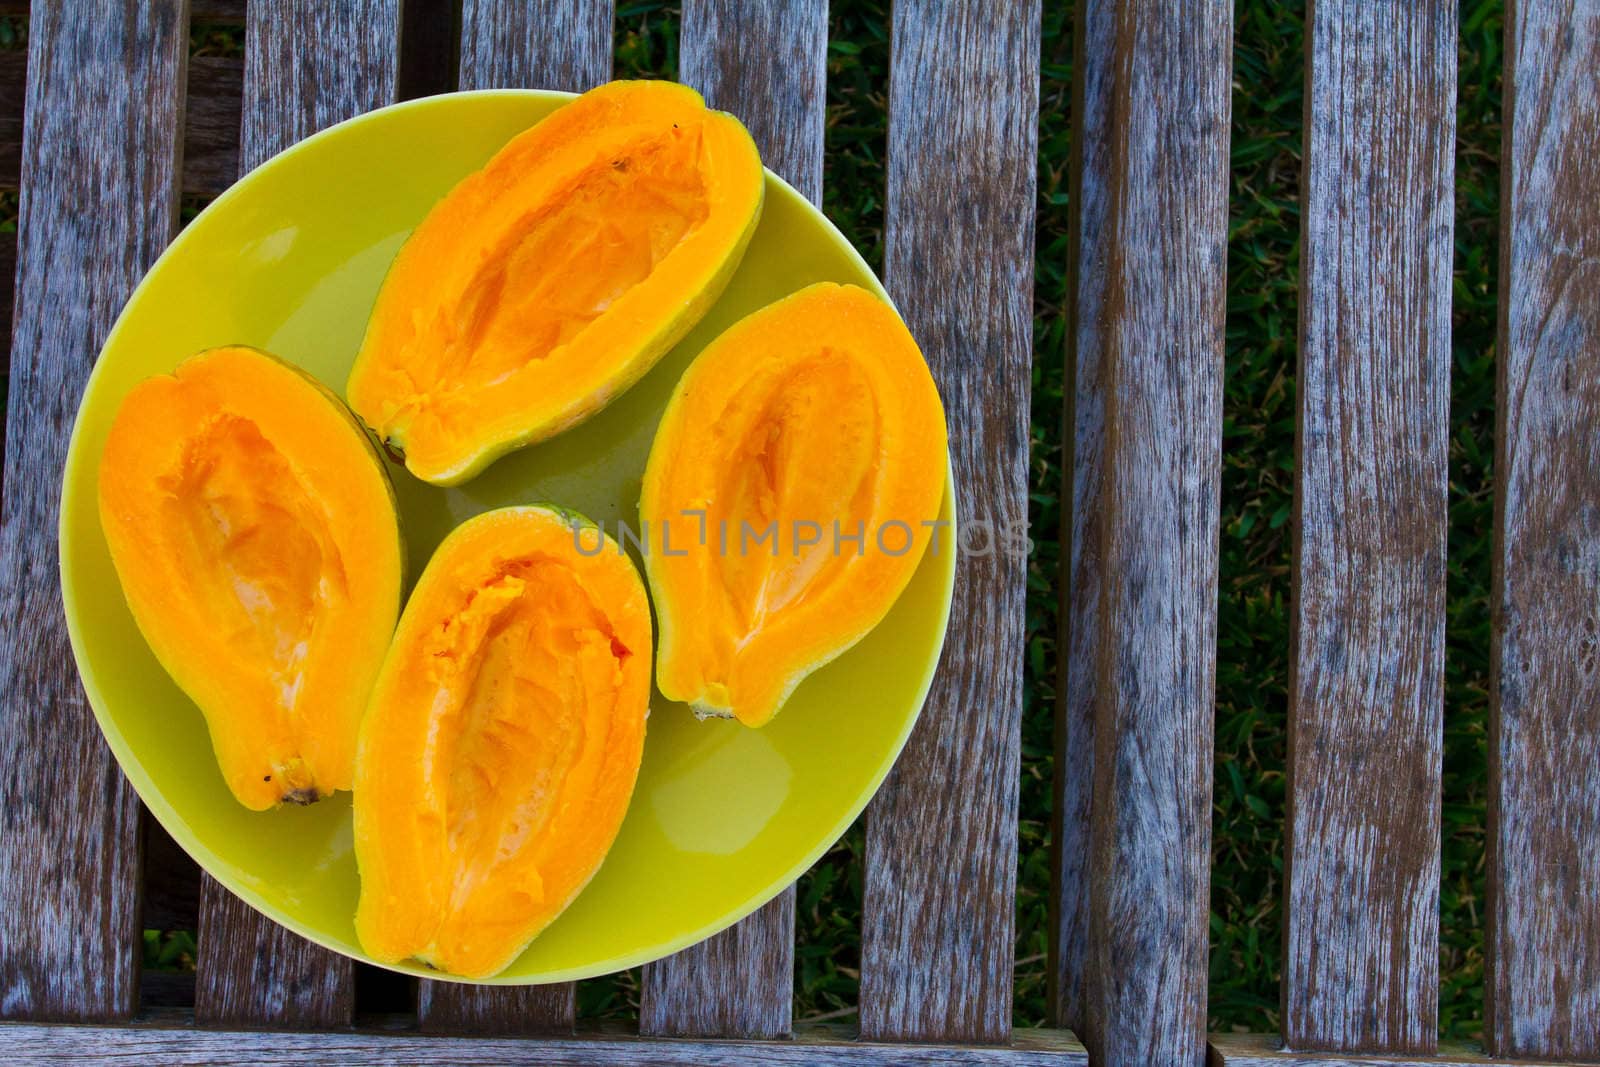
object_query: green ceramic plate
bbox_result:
[59,90,956,984]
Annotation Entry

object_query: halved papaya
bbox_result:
[353,506,651,979]
[348,80,766,486]
[639,283,949,727]
[97,345,403,810]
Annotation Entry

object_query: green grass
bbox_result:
[1441,0,1501,1037]
[1207,0,1303,1031]
[2,0,1501,1039]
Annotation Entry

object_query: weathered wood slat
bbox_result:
[458,0,612,92]
[192,0,404,1028]
[0,0,239,17]
[677,0,825,198]
[194,877,354,1029]
[1210,1034,1581,1066]
[1,52,241,198]
[239,1,401,167]
[858,0,1038,1044]
[1487,0,1600,1059]
[0,1018,1089,1064]
[417,984,576,1036]
[640,888,796,1039]
[1048,0,1112,1033]
[2,36,420,199]
[1072,4,1231,1066]
[636,0,826,1040]
[0,0,186,1024]
[1283,1,1456,1054]
[410,0,615,1037]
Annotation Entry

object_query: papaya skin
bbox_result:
[97,345,404,810]
[354,505,652,979]
[347,80,766,486]
[640,283,949,728]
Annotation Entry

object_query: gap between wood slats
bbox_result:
[0,44,23,459]
[0,231,14,377]
[141,809,200,933]
[399,0,459,100]
[0,50,21,190]
[1049,0,1111,1034]
[137,815,201,1009]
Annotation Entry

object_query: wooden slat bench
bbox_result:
[0,0,1596,1064]
[1283,0,1455,1054]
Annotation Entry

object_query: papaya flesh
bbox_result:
[354,506,651,979]
[347,80,766,486]
[97,345,403,811]
[640,283,949,727]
